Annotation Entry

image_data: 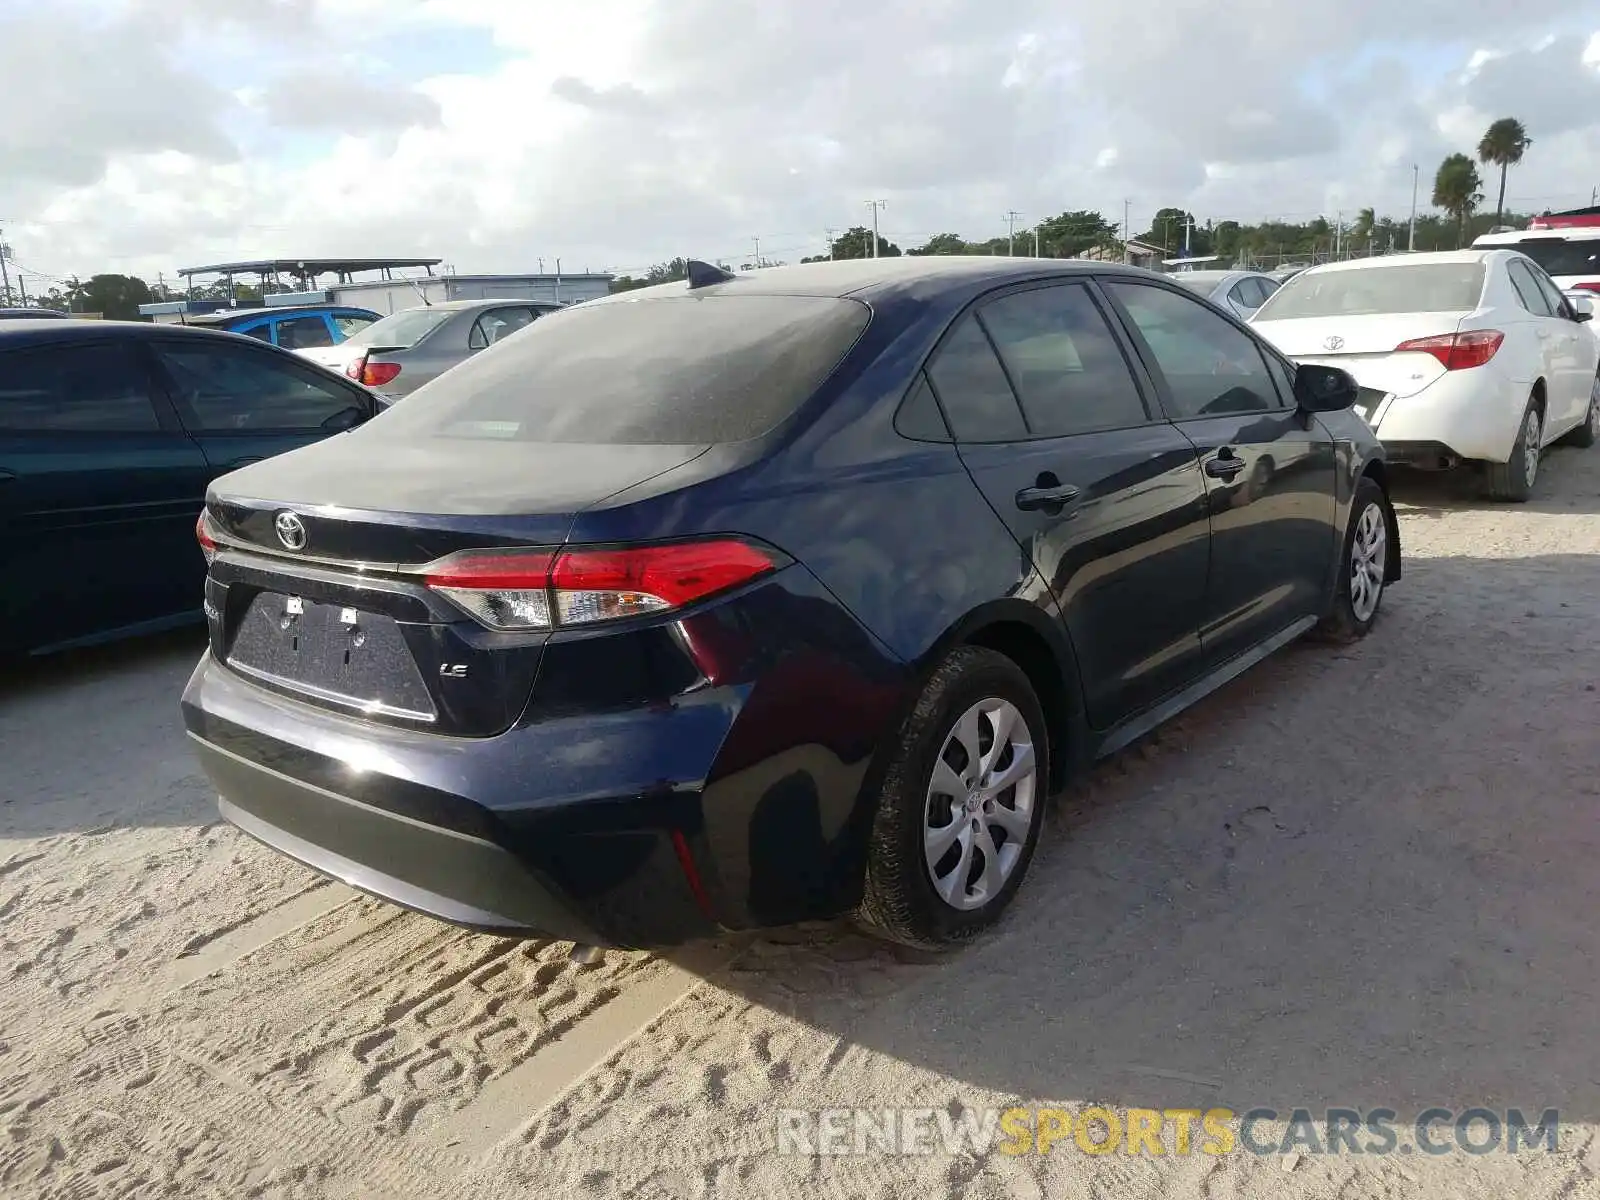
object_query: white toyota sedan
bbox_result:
[1250,250,1600,501]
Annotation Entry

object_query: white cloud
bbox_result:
[3,2,1600,283]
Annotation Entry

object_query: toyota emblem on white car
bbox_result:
[1324,335,1345,351]
[274,511,308,550]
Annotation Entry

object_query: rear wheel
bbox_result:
[1483,398,1542,502]
[857,647,1048,950]
[1560,374,1600,449]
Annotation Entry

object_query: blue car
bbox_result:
[182,305,382,352]
[182,257,1399,952]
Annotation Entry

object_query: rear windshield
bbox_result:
[1255,263,1486,319]
[344,308,452,350]
[1496,237,1600,277]
[374,294,872,444]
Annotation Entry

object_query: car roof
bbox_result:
[1475,227,1600,245]
[0,317,297,347]
[0,307,67,319]
[582,255,1160,307]
[1295,250,1501,276]
[183,304,378,324]
[376,298,563,316]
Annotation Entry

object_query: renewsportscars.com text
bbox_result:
[776,1106,1561,1157]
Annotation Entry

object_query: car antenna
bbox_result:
[399,273,432,306]
[685,259,736,289]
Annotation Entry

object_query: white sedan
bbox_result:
[1250,249,1600,500]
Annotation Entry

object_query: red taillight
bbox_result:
[422,540,780,631]
[1569,281,1600,294]
[361,361,401,387]
[1394,329,1504,371]
[196,511,218,564]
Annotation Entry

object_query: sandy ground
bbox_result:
[4,443,1600,1199]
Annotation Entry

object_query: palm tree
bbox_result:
[1353,207,1377,254]
[62,276,87,313]
[1433,154,1485,247]
[1477,117,1533,228]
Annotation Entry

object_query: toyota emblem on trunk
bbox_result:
[274,511,308,550]
[1324,335,1345,350]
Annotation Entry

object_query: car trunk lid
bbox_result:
[203,433,711,735]
[1254,313,1472,400]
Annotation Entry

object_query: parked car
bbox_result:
[297,299,563,399]
[1472,226,1600,295]
[180,305,382,352]
[1251,250,1600,501]
[1168,269,1282,320]
[0,319,381,656]
[0,307,67,319]
[182,256,1399,953]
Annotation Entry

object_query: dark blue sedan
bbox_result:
[0,319,380,656]
[181,256,1400,951]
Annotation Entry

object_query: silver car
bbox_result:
[299,298,562,399]
[1167,270,1282,320]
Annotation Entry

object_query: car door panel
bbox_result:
[1526,263,1591,433]
[0,340,211,652]
[1103,279,1339,670]
[927,286,1213,729]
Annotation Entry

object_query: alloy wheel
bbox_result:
[1523,409,1542,489]
[923,698,1038,911]
[1348,502,1387,623]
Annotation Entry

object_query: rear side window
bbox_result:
[468,306,536,350]
[977,284,1148,436]
[894,374,950,441]
[154,342,367,432]
[0,343,162,432]
[377,295,871,444]
[1507,260,1554,316]
[925,314,1027,442]
[275,315,334,350]
[334,313,375,338]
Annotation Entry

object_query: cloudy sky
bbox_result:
[4,0,1600,287]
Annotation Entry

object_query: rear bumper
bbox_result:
[182,655,724,948]
[180,565,912,947]
[1373,369,1528,462]
[194,736,606,941]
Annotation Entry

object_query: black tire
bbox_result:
[1314,475,1392,644]
[1483,396,1542,502]
[1560,375,1600,449]
[856,646,1050,951]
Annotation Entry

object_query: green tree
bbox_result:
[75,274,152,320]
[1034,210,1120,258]
[1352,207,1377,249]
[1433,153,1485,247]
[1477,116,1532,227]
[906,232,968,256]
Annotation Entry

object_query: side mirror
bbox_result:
[1294,363,1359,413]
[1565,294,1595,323]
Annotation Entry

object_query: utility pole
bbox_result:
[1183,213,1194,256]
[1005,210,1021,256]
[1409,164,1419,252]
[1122,199,1132,263]
[752,236,762,268]
[825,228,837,261]
[864,200,887,258]
[1334,210,1343,257]
[0,231,11,307]
[1033,227,1041,257]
